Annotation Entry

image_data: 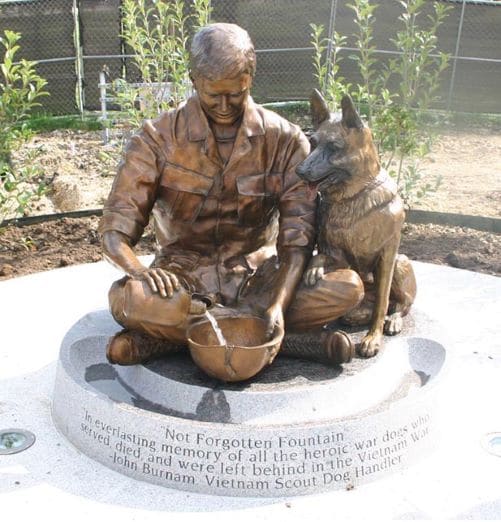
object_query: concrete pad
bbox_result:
[1,260,500,519]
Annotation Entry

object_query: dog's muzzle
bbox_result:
[295,161,310,179]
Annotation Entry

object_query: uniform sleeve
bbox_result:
[277,128,316,250]
[99,124,162,246]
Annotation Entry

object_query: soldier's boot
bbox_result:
[281,329,354,366]
[321,330,355,364]
[106,329,183,365]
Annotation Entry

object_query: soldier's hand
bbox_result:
[132,267,180,298]
[303,253,330,286]
[264,303,285,340]
[304,265,324,286]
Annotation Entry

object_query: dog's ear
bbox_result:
[310,89,330,129]
[341,95,364,130]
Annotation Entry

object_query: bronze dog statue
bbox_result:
[296,90,416,357]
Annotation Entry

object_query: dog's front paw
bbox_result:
[384,312,403,336]
[358,332,382,358]
[303,266,324,286]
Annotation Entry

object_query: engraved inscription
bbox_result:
[79,408,432,492]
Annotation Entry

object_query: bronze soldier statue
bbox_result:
[100,23,364,376]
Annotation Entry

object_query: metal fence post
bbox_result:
[72,0,85,115]
[446,0,467,112]
[99,70,110,144]
[325,0,339,93]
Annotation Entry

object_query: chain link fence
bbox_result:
[0,0,499,114]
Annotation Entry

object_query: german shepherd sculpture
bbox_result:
[296,90,417,358]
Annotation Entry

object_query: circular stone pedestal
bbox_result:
[52,310,446,497]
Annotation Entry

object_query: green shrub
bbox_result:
[0,30,48,222]
[311,0,450,207]
[116,0,211,130]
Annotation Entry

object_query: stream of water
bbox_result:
[204,310,227,346]
[203,311,237,378]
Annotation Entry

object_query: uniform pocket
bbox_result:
[237,173,280,226]
[158,164,214,224]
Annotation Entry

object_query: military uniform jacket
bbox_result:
[100,95,316,305]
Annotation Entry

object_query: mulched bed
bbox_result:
[0,217,499,280]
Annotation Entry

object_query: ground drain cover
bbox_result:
[482,433,501,457]
[0,429,36,455]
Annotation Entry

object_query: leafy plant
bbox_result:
[0,150,47,221]
[116,0,211,130]
[389,0,450,112]
[310,23,349,110]
[311,0,451,207]
[0,30,48,222]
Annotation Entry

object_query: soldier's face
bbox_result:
[194,73,252,126]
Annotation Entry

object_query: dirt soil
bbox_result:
[418,127,501,217]
[0,124,500,280]
[0,217,499,280]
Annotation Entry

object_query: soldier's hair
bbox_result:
[190,23,256,80]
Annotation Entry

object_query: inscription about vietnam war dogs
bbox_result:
[80,408,432,491]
